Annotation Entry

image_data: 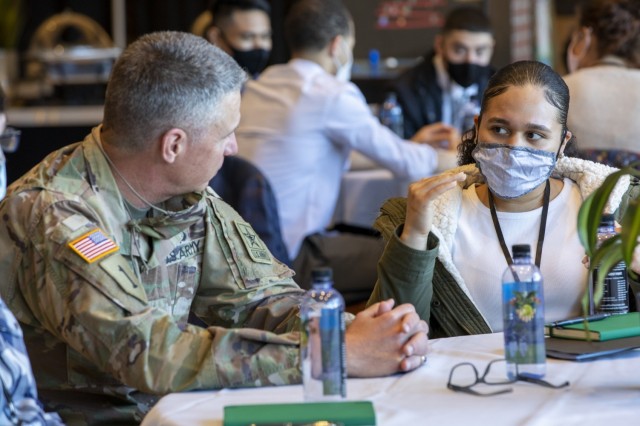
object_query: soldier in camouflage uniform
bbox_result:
[0,32,429,424]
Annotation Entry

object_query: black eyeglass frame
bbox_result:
[447,358,570,397]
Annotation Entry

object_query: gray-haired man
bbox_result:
[0,31,428,424]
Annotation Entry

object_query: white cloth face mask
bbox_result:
[0,149,6,201]
[472,142,556,199]
[333,38,353,82]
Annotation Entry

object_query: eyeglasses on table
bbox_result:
[447,358,570,397]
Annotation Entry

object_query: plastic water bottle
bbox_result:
[368,49,380,76]
[300,267,346,401]
[593,214,629,314]
[379,92,404,137]
[502,244,546,380]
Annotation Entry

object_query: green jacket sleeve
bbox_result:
[368,226,439,322]
[368,197,491,337]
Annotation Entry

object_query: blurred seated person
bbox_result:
[237,0,458,302]
[0,296,64,425]
[205,0,272,78]
[392,6,495,139]
[0,31,429,424]
[368,60,639,337]
[209,155,291,266]
[0,86,62,425]
[564,0,640,161]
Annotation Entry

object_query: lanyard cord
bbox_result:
[488,179,551,268]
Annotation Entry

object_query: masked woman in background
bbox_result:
[367,60,639,338]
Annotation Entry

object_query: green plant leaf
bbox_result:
[581,236,621,314]
[577,189,597,256]
[578,169,627,257]
[581,236,617,315]
[589,234,621,269]
[621,198,640,266]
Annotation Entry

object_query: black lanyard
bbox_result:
[488,179,550,268]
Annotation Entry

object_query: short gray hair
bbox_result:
[103,31,246,150]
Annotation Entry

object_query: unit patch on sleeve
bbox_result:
[68,228,119,263]
[233,220,272,264]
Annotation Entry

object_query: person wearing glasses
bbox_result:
[367,60,640,338]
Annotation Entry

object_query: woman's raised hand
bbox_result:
[400,172,466,250]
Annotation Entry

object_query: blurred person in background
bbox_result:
[205,0,272,78]
[0,86,63,426]
[237,0,458,304]
[564,0,640,166]
[392,6,495,139]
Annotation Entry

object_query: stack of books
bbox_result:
[545,312,640,361]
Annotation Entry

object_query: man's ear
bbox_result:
[206,26,221,45]
[328,34,343,58]
[434,34,444,56]
[567,27,592,72]
[160,128,188,164]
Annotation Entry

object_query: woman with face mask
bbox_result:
[366,60,639,338]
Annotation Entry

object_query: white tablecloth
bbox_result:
[141,332,640,425]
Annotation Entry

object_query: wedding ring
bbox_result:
[420,355,427,365]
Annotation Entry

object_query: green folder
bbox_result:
[223,401,376,426]
[549,312,640,341]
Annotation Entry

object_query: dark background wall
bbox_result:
[6,0,584,183]
[15,0,493,66]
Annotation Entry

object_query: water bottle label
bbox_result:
[301,306,346,400]
[502,282,546,367]
[319,308,346,397]
[594,261,629,314]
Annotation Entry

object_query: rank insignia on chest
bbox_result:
[68,228,119,263]
[234,220,272,264]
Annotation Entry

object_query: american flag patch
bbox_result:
[68,229,119,263]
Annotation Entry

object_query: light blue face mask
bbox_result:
[471,142,556,199]
[333,38,353,83]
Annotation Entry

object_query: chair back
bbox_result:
[210,156,291,266]
[577,148,640,168]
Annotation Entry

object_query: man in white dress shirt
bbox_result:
[236,0,456,302]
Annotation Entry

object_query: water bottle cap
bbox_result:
[512,244,531,258]
[599,213,615,227]
[368,49,380,64]
[311,267,333,283]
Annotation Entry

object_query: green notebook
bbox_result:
[223,401,376,426]
[549,312,640,341]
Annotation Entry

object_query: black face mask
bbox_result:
[447,62,492,88]
[229,47,270,77]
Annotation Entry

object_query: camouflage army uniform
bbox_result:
[0,126,306,424]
